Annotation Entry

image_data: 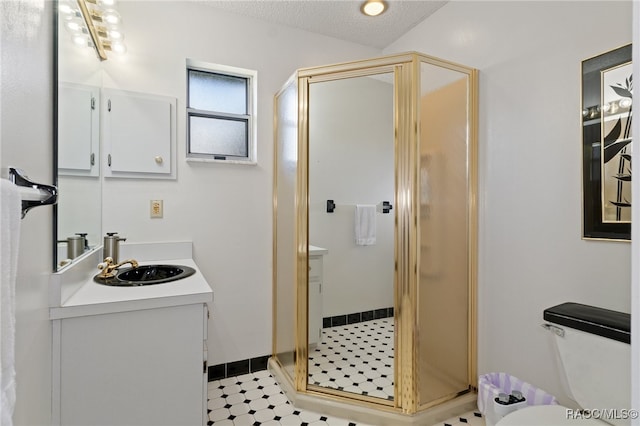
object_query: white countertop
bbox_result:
[309,245,328,256]
[50,243,213,319]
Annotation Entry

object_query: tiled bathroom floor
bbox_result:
[207,371,485,426]
[308,319,394,400]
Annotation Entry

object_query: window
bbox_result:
[186,59,257,164]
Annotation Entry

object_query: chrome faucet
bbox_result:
[97,257,139,279]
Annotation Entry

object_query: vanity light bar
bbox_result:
[76,0,108,60]
[64,0,126,61]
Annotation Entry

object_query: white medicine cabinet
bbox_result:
[102,88,177,179]
[58,83,100,177]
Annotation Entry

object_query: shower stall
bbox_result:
[272,52,478,423]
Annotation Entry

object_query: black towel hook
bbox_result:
[326,199,336,213]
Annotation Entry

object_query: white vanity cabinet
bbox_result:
[53,303,208,425]
[102,88,176,179]
[309,246,328,348]
[49,245,213,426]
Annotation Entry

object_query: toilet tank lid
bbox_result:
[543,302,630,344]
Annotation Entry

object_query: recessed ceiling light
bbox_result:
[361,0,387,17]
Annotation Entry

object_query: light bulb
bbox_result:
[59,4,74,15]
[73,34,89,47]
[65,20,82,33]
[102,9,121,25]
[109,29,124,40]
[111,41,127,55]
[98,0,117,7]
[619,98,632,109]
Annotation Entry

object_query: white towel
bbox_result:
[355,204,376,246]
[1,179,21,426]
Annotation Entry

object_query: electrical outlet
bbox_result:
[150,200,163,218]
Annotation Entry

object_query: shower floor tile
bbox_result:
[207,372,484,425]
[308,318,395,400]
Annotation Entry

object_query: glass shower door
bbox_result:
[273,78,299,383]
[416,60,474,407]
[307,72,396,401]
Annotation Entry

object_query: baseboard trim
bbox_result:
[323,306,394,328]
[207,354,270,382]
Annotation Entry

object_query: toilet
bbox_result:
[496,302,631,426]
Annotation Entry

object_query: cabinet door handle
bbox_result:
[108,154,112,167]
[155,156,164,164]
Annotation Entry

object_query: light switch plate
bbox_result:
[150,200,163,218]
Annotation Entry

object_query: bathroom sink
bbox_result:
[94,264,196,286]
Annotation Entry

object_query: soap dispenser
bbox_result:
[65,234,85,259]
[75,232,89,251]
[103,232,126,263]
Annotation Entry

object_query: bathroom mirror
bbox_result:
[307,72,396,400]
[55,2,103,270]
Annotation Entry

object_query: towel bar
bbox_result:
[325,200,393,214]
[5,167,58,218]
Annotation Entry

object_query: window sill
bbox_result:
[186,156,257,166]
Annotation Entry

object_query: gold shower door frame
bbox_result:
[272,52,478,415]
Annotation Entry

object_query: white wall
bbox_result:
[308,76,394,317]
[0,0,54,423]
[98,1,380,365]
[385,1,632,406]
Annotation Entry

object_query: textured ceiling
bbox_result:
[203,1,448,49]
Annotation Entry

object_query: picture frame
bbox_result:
[582,44,632,241]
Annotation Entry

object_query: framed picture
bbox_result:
[582,44,632,240]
